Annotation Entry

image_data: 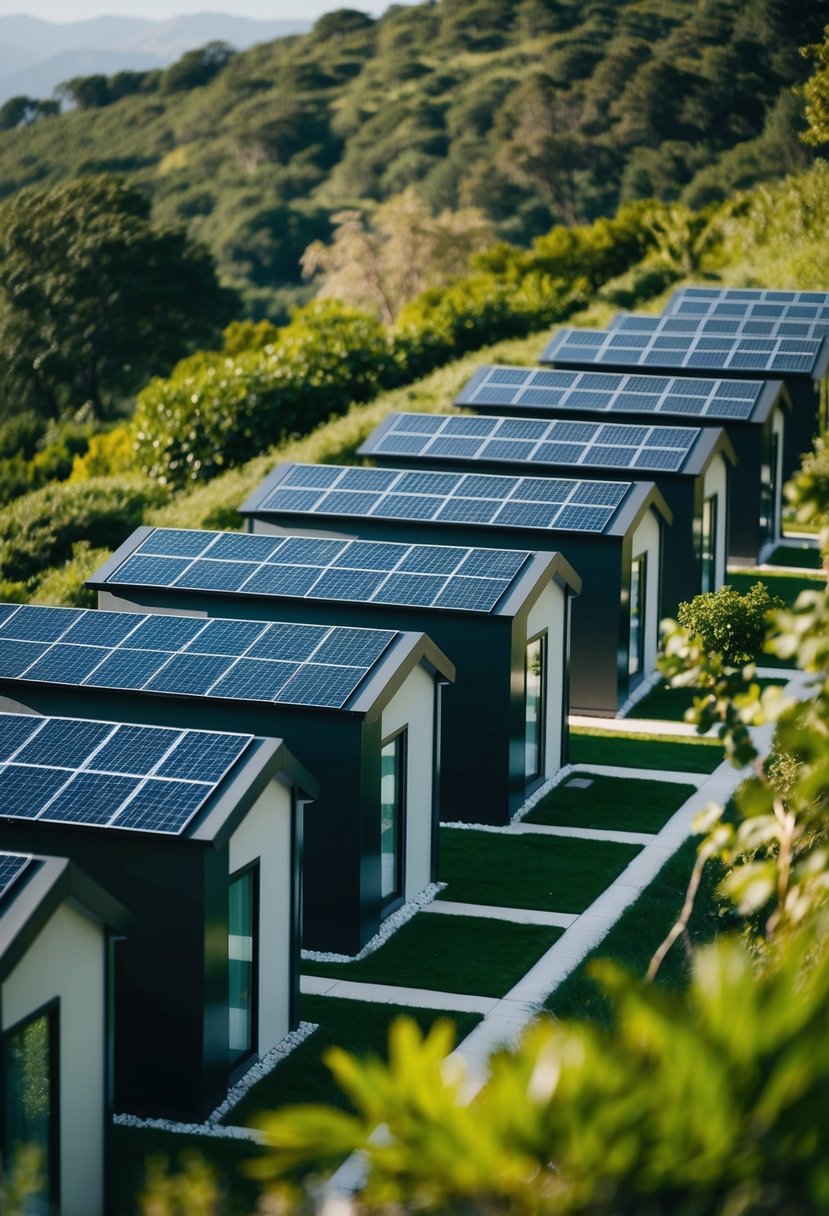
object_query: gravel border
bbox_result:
[301,881,445,964]
[113,1020,319,1140]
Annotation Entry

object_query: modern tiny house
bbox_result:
[0,706,314,1124]
[541,325,828,482]
[455,364,787,564]
[359,411,735,614]
[239,463,672,717]
[0,849,128,1216]
[0,603,452,959]
[88,528,581,826]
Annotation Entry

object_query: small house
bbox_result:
[0,706,313,1123]
[359,411,735,613]
[456,364,787,564]
[0,603,452,959]
[88,528,581,826]
[540,325,827,482]
[0,848,128,1216]
[238,463,672,717]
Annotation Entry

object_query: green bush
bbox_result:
[28,541,112,608]
[677,581,785,665]
[0,477,168,584]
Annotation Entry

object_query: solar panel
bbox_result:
[456,365,763,423]
[0,853,31,902]
[665,287,829,322]
[611,312,829,340]
[0,606,396,711]
[99,530,537,615]
[360,411,702,475]
[0,711,253,836]
[243,464,632,536]
[542,328,825,378]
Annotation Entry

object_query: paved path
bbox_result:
[563,762,707,785]
[300,975,498,1015]
[422,901,578,928]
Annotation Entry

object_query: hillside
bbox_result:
[0,0,826,318]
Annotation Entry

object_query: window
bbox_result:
[228,867,257,1067]
[629,554,647,678]
[701,495,718,594]
[3,1004,58,1213]
[380,732,406,907]
[769,431,780,539]
[525,634,546,779]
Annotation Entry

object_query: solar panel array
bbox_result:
[457,364,763,422]
[611,312,829,341]
[543,327,824,376]
[362,411,701,474]
[0,852,31,901]
[0,711,252,835]
[254,463,633,535]
[666,287,829,316]
[103,529,533,615]
[0,603,395,711]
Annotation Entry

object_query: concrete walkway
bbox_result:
[562,762,707,785]
[422,901,577,929]
[300,974,497,1015]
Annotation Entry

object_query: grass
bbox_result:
[227,995,482,1125]
[437,828,640,913]
[569,729,723,773]
[627,676,786,721]
[525,773,697,834]
[726,569,825,610]
[301,913,562,997]
[767,545,823,571]
[111,1125,265,1216]
[544,834,733,1025]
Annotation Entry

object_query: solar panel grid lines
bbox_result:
[0,852,31,901]
[0,711,254,836]
[0,603,397,711]
[665,288,829,317]
[612,312,829,340]
[457,364,763,423]
[362,411,701,474]
[246,463,633,537]
[99,529,536,615]
[542,326,825,377]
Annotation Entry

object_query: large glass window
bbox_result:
[525,634,546,779]
[769,432,780,539]
[629,555,647,678]
[228,868,257,1067]
[3,1006,57,1213]
[380,732,406,906]
[701,495,718,594]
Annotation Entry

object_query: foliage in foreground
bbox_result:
[676,581,785,666]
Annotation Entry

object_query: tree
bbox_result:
[162,41,234,93]
[0,95,58,130]
[677,581,785,665]
[301,188,494,324]
[801,25,829,144]
[0,175,237,420]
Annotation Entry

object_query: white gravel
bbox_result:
[301,881,445,964]
[113,1020,319,1140]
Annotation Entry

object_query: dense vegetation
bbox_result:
[0,0,825,318]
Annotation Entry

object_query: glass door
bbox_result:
[228,866,257,1068]
[701,495,718,593]
[3,1005,58,1214]
[629,554,647,679]
[380,732,406,908]
[525,633,546,779]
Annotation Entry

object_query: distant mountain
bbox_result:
[0,13,311,104]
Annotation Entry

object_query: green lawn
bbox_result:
[438,828,640,913]
[301,913,562,997]
[111,1125,265,1216]
[227,995,482,1126]
[526,773,696,834]
[544,834,733,1025]
[627,677,786,722]
[726,569,824,609]
[569,729,723,773]
[767,545,823,570]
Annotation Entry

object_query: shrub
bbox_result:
[0,478,168,584]
[28,542,112,608]
[69,426,136,481]
[677,581,785,665]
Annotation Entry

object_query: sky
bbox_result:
[0,0,417,19]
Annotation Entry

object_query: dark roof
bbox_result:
[240,462,672,537]
[89,527,581,617]
[455,364,785,426]
[665,286,829,318]
[358,410,736,478]
[541,327,829,381]
[610,311,829,341]
[0,603,453,722]
[0,709,317,842]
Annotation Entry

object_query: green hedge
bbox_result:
[131,203,676,488]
